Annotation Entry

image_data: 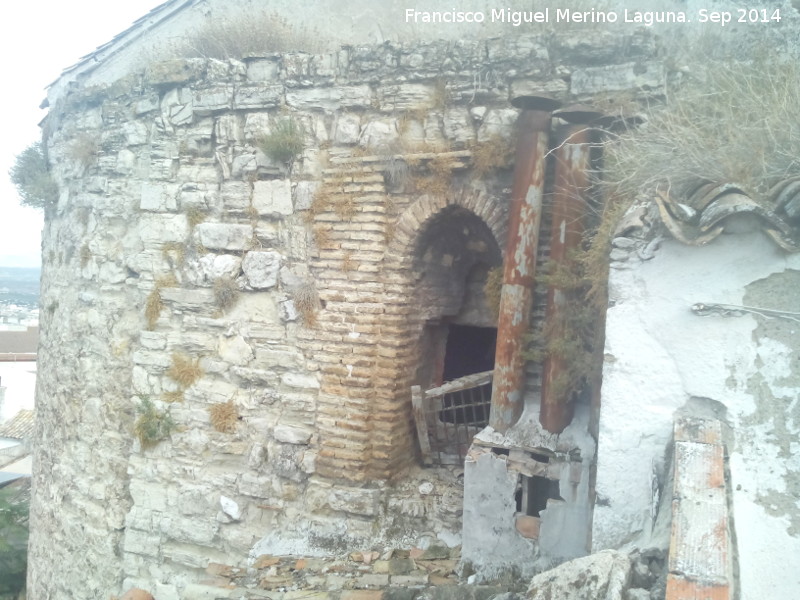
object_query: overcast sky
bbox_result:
[0,0,166,268]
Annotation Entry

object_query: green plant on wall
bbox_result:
[134,396,177,449]
[0,485,28,596]
[10,142,58,209]
[258,117,305,164]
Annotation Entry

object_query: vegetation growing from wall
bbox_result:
[291,280,320,327]
[605,57,800,202]
[258,117,306,164]
[213,276,239,314]
[209,399,239,433]
[167,12,325,59]
[166,352,203,388]
[0,485,28,597]
[10,142,58,209]
[134,397,177,449]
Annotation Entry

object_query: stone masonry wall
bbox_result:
[30,31,661,599]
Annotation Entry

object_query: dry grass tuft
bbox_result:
[167,352,203,389]
[144,289,162,331]
[162,390,185,404]
[162,241,187,268]
[312,225,334,249]
[185,205,207,229]
[470,135,515,176]
[410,154,456,200]
[292,280,320,327]
[605,57,800,202]
[342,251,359,273]
[209,399,239,433]
[245,204,260,222]
[213,276,239,314]
[165,11,326,59]
[80,245,92,268]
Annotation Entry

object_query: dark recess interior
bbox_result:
[439,324,497,425]
[442,324,497,380]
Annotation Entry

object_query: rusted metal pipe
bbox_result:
[489,95,560,433]
[539,106,601,433]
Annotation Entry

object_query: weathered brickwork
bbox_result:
[30,29,661,600]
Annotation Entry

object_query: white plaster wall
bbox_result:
[592,230,800,599]
[0,362,36,423]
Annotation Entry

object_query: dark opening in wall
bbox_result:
[516,475,563,517]
[442,324,497,380]
[439,324,496,425]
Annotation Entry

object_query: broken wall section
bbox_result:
[593,224,800,600]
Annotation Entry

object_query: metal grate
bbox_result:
[412,370,493,466]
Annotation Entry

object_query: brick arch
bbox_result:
[385,185,508,268]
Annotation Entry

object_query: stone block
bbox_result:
[140,183,178,212]
[124,121,151,146]
[160,515,219,545]
[294,181,320,211]
[570,62,664,95]
[218,334,254,366]
[185,254,243,287]
[162,88,194,126]
[286,85,372,111]
[139,214,189,245]
[238,473,274,498]
[476,109,518,143]
[242,250,282,289]
[281,372,320,390]
[246,59,280,82]
[129,479,170,511]
[273,424,312,445]
[442,108,475,144]
[526,550,631,600]
[196,223,253,251]
[159,287,216,311]
[123,528,161,557]
[234,85,282,109]
[359,119,399,151]
[327,486,380,517]
[146,59,205,87]
[334,113,362,145]
[379,83,438,112]
[193,85,234,114]
[253,180,293,217]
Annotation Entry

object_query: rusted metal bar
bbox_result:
[539,106,601,433]
[489,95,560,433]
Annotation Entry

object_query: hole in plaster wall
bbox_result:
[516,475,563,517]
[491,447,510,456]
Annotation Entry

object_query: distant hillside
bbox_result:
[0,268,40,309]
